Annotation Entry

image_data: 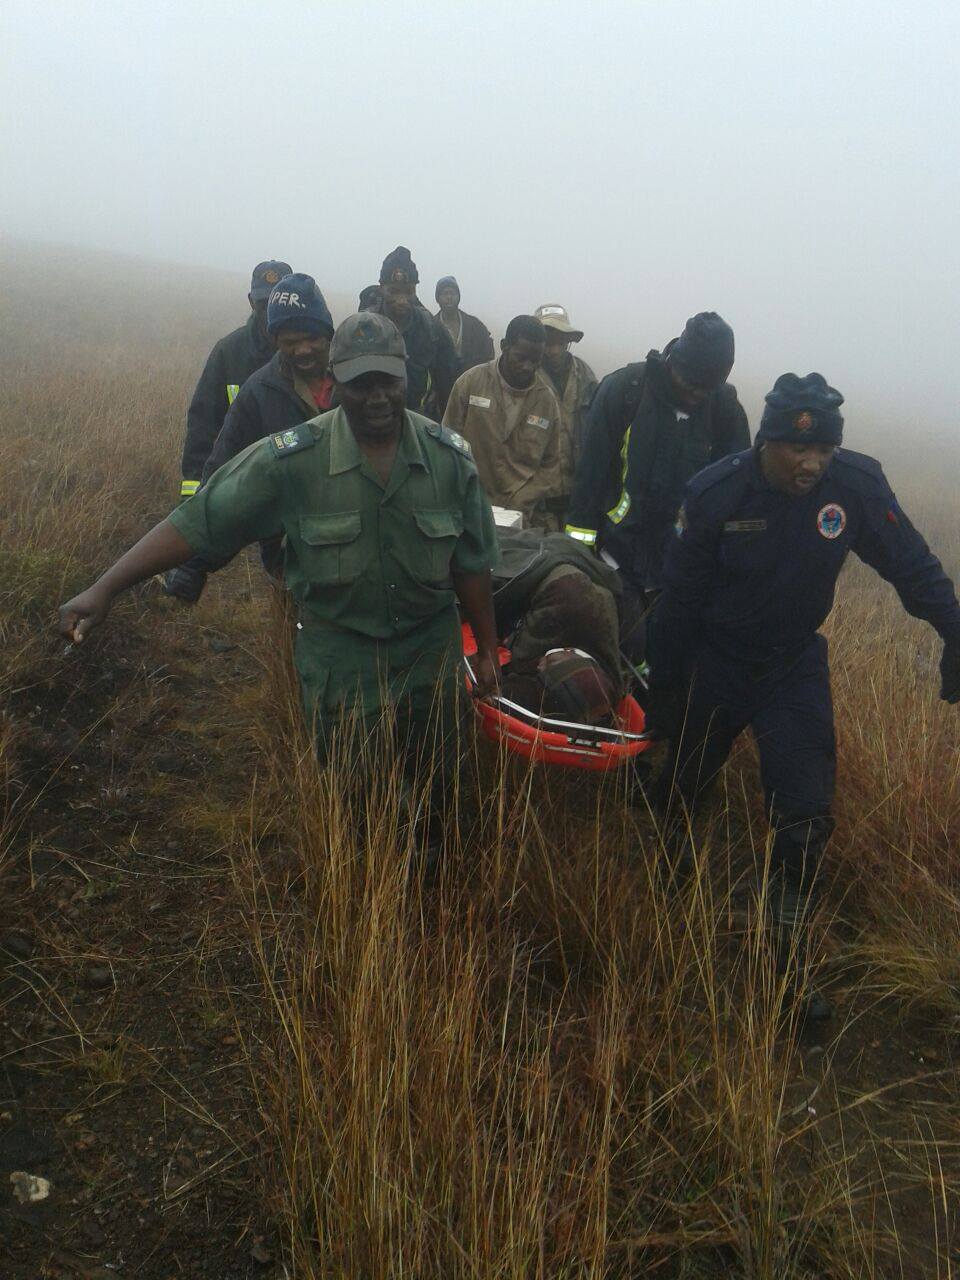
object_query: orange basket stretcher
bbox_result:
[461,623,653,772]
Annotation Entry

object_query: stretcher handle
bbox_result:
[463,655,653,745]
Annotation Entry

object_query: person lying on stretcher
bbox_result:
[489,528,645,726]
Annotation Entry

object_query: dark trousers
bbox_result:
[657,634,836,884]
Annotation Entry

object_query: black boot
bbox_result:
[769,870,831,1022]
[768,815,833,1022]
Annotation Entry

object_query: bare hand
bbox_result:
[471,651,501,701]
[58,585,114,645]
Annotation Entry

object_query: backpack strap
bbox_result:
[617,362,647,431]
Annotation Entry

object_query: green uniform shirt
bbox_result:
[170,406,496,634]
[168,407,498,722]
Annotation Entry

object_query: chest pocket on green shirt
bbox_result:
[298,512,365,584]
[413,509,463,579]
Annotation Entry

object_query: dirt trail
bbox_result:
[1,560,282,1279]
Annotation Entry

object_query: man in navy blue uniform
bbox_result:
[646,372,960,1017]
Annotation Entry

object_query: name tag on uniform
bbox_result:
[526,415,550,429]
[723,520,767,532]
[469,394,492,408]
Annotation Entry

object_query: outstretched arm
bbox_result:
[58,520,193,644]
[852,477,960,702]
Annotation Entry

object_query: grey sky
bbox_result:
[2,0,958,440]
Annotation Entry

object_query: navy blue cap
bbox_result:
[250,260,292,301]
[669,312,735,389]
[758,372,844,444]
[266,274,334,339]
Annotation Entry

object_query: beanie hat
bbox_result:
[669,312,735,389]
[266,273,334,339]
[380,246,419,286]
[435,275,460,302]
[758,372,844,445]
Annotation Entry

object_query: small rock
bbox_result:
[920,1046,940,1062]
[209,639,238,655]
[10,1171,52,1203]
[221,1033,239,1046]
[1,931,33,960]
[251,1238,273,1265]
[84,965,114,991]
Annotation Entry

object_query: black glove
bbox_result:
[941,642,960,704]
[643,686,685,741]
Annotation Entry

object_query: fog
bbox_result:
[2,0,959,445]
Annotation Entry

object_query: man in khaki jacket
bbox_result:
[443,315,563,529]
[535,304,598,522]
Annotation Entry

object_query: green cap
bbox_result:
[329,312,408,383]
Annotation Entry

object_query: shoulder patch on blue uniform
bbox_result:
[831,448,885,484]
[426,422,473,457]
[268,423,316,458]
[687,449,750,497]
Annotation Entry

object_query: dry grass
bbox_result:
[2,238,959,1276]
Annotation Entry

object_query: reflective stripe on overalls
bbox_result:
[605,424,632,525]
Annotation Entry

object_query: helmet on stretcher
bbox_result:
[461,623,652,772]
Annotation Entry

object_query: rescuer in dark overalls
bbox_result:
[165,259,290,601]
[645,372,960,1018]
[362,247,458,419]
[564,312,749,599]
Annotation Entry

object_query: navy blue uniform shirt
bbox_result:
[649,446,960,686]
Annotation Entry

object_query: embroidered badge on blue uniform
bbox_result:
[816,503,846,539]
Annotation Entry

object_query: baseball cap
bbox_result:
[250,260,293,301]
[329,313,407,383]
[534,304,584,342]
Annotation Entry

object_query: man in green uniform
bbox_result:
[58,314,501,844]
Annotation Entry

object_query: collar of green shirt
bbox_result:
[328,407,428,479]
